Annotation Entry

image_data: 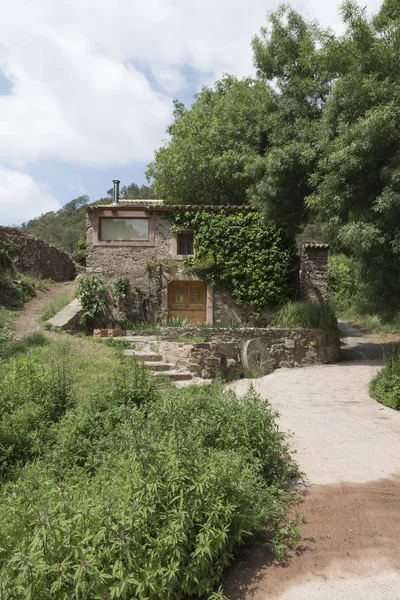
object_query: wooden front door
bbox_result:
[168,280,207,324]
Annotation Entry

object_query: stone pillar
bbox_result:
[299,242,329,302]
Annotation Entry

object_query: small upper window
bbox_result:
[100,218,149,241]
[177,231,194,255]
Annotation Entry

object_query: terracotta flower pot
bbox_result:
[93,329,108,337]
[108,329,123,337]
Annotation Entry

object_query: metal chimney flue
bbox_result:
[112,179,120,204]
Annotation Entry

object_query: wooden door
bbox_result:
[168,281,207,324]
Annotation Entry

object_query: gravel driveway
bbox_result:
[225,324,400,600]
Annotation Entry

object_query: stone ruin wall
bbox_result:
[0,226,76,282]
[299,243,329,302]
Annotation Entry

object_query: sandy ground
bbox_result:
[225,324,400,600]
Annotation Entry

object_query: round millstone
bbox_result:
[241,337,273,375]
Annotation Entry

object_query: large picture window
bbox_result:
[100,218,149,241]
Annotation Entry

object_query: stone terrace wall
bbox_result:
[127,327,340,370]
[0,227,76,281]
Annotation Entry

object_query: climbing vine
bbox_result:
[169,210,297,308]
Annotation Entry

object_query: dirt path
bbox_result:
[225,325,400,600]
[14,280,79,338]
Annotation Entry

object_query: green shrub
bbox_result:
[370,353,400,410]
[328,254,361,314]
[102,337,132,349]
[77,276,113,324]
[165,316,193,327]
[0,353,73,479]
[0,272,36,309]
[275,300,338,331]
[0,372,300,598]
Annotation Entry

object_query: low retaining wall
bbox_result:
[127,327,340,375]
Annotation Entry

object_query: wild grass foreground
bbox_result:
[0,335,300,599]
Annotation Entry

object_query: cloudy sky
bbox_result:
[0,0,382,225]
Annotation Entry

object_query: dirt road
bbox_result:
[226,325,400,600]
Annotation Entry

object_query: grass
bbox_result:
[275,300,338,332]
[39,292,75,323]
[0,332,49,363]
[338,309,400,335]
[0,307,17,331]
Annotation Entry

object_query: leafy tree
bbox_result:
[307,0,400,317]
[147,76,276,206]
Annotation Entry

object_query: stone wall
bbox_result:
[300,242,329,302]
[0,226,76,281]
[127,327,340,373]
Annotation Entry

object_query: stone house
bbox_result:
[86,195,328,325]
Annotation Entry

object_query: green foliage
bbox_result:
[0,332,48,364]
[71,233,87,265]
[370,352,400,410]
[102,337,132,350]
[171,210,297,309]
[147,76,274,206]
[147,1,400,318]
[77,276,113,324]
[0,352,73,479]
[328,254,361,313]
[275,300,338,331]
[0,272,37,310]
[0,374,299,598]
[21,195,91,254]
[166,316,193,327]
[40,293,75,323]
[113,274,131,301]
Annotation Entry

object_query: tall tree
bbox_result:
[308,0,400,316]
[147,76,276,206]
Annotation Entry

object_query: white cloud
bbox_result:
[0,165,60,225]
[0,0,383,172]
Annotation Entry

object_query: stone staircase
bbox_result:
[123,344,194,383]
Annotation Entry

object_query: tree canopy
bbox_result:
[148,0,400,317]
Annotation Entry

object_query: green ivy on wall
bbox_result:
[169,210,297,308]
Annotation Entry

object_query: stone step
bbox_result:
[124,350,163,362]
[154,370,193,381]
[146,362,174,372]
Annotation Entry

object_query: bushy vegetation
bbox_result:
[171,210,297,309]
[0,338,300,598]
[370,353,400,410]
[275,301,338,332]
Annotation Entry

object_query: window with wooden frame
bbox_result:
[100,218,149,241]
[92,210,155,246]
[177,231,194,256]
